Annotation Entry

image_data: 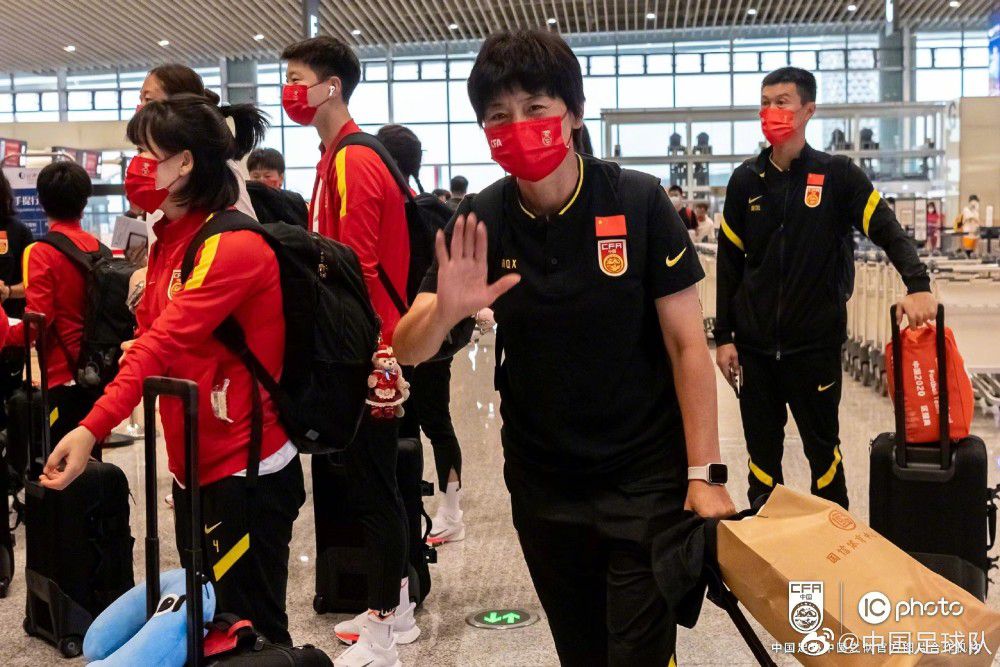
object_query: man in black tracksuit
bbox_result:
[715,67,937,509]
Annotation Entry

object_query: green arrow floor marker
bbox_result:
[483,612,502,624]
[467,608,538,630]
[502,612,520,624]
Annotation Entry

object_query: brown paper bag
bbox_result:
[718,485,1000,665]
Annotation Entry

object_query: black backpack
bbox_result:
[334,133,453,314]
[180,211,379,462]
[37,233,137,392]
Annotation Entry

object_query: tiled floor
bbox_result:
[1,332,998,665]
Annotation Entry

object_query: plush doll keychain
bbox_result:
[366,341,410,419]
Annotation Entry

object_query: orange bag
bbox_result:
[885,307,974,444]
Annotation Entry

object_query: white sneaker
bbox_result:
[427,509,465,546]
[335,603,420,646]
[334,620,402,667]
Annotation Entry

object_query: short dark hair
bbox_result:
[148,64,221,105]
[449,175,468,195]
[376,124,422,179]
[281,36,361,102]
[668,184,684,195]
[432,188,451,199]
[247,148,285,174]
[128,95,268,213]
[37,161,92,220]
[467,30,585,124]
[970,194,979,202]
[761,66,817,104]
[694,201,709,211]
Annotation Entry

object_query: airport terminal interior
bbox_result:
[0,0,999,665]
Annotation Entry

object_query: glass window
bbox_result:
[818,50,845,70]
[761,51,788,70]
[616,124,673,157]
[409,124,449,165]
[582,77,616,118]
[392,81,446,123]
[846,71,879,103]
[257,85,281,106]
[451,164,504,192]
[583,119,603,157]
[733,73,763,106]
[67,73,117,90]
[366,63,389,81]
[848,49,875,69]
[15,93,39,112]
[916,48,933,68]
[704,53,730,73]
[733,120,763,154]
[68,91,92,110]
[0,113,13,123]
[13,74,56,91]
[0,94,12,112]
[647,54,673,74]
[618,55,644,75]
[282,126,322,169]
[618,75,672,109]
[964,47,988,68]
[393,62,419,81]
[790,51,817,70]
[448,60,473,80]
[119,88,141,110]
[285,168,316,200]
[449,123,491,164]
[675,54,701,74]
[691,122,732,154]
[916,69,962,101]
[577,56,589,75]
[68,109,120,121]
[257,63,281,85]
[41,92,59,111]
[422,61,447,79]
[18,112,59,122]
[962,69,988,97]
[590,56,616,75]
[676,74,730,107]
[352,81,389,124]
[934,48,961,68]
[448,81,475,122]
[733,52,759,72]
[95,90,118,109]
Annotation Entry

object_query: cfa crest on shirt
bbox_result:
[167,269,184,300]
[598,239,628,277]
[804,173,825,208]
[0,231,8,255]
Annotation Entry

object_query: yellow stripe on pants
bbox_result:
[816,445,843,490]
[213,533,250,581]
[748,459,774,487]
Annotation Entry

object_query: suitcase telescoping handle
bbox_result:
[142,377,204,667]
[889,304,950,469]
[21,312,51,467]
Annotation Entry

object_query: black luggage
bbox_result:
[18,313,134,658]
[870,305,997,600]
[0,431,13,598]
[143,377,331,667]
[312,438,435,614]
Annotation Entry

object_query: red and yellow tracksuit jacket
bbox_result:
[80,210,288,486]
[310,119,410,343]
[5,220,97,388]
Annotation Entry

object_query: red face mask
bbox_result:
[261,175,282,189]
[282,82,331,126]
[484,115,570,182]
[125,155,179,213]
[759,107,797,146]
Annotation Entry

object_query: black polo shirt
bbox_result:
[0,216,33,318]
[421,153,703,481]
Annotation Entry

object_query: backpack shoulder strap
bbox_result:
[37,232,99,274]
[179,210,265,284]
[335,132,417,205]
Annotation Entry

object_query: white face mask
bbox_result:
[669,195,683,210]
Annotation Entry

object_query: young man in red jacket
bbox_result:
[5,162,101,444]
[281,36,415,667]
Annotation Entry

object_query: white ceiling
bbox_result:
[0,0,995,73]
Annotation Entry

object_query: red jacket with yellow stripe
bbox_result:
[310,119,409,343]
[5,221,97,388]
[80,210,288,486]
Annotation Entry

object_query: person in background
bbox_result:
[140,63,257,221]
[245,147,309,228]
[431,188,451,204]
[926,201,941,251]
[693,201,715,242]
[393,29,735,666]
[668,184,698,231]
[4,162,102,445]
[446,175,468,211]
[281,36,416,667]
[377,123,468,547]
[0,170,33,430]
[960,194,981,255]
[715,66,936,510]
[40,95,306,647]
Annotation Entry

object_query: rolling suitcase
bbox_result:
[870,305,997,600]
[312,437,435,614]
[144,377,331,666]
[18,313,134,658]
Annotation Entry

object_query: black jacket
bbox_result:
[246,181,309,229]
[714,144,930,357]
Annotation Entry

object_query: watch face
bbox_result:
[708,464,728,485]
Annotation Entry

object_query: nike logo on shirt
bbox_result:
[204,521,223,535]
[818,382,836,392]
[665,248,687,268]
[748,195,763,204]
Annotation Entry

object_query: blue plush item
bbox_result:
[84,569,215,666]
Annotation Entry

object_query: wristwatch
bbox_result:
[688,463,728,485]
